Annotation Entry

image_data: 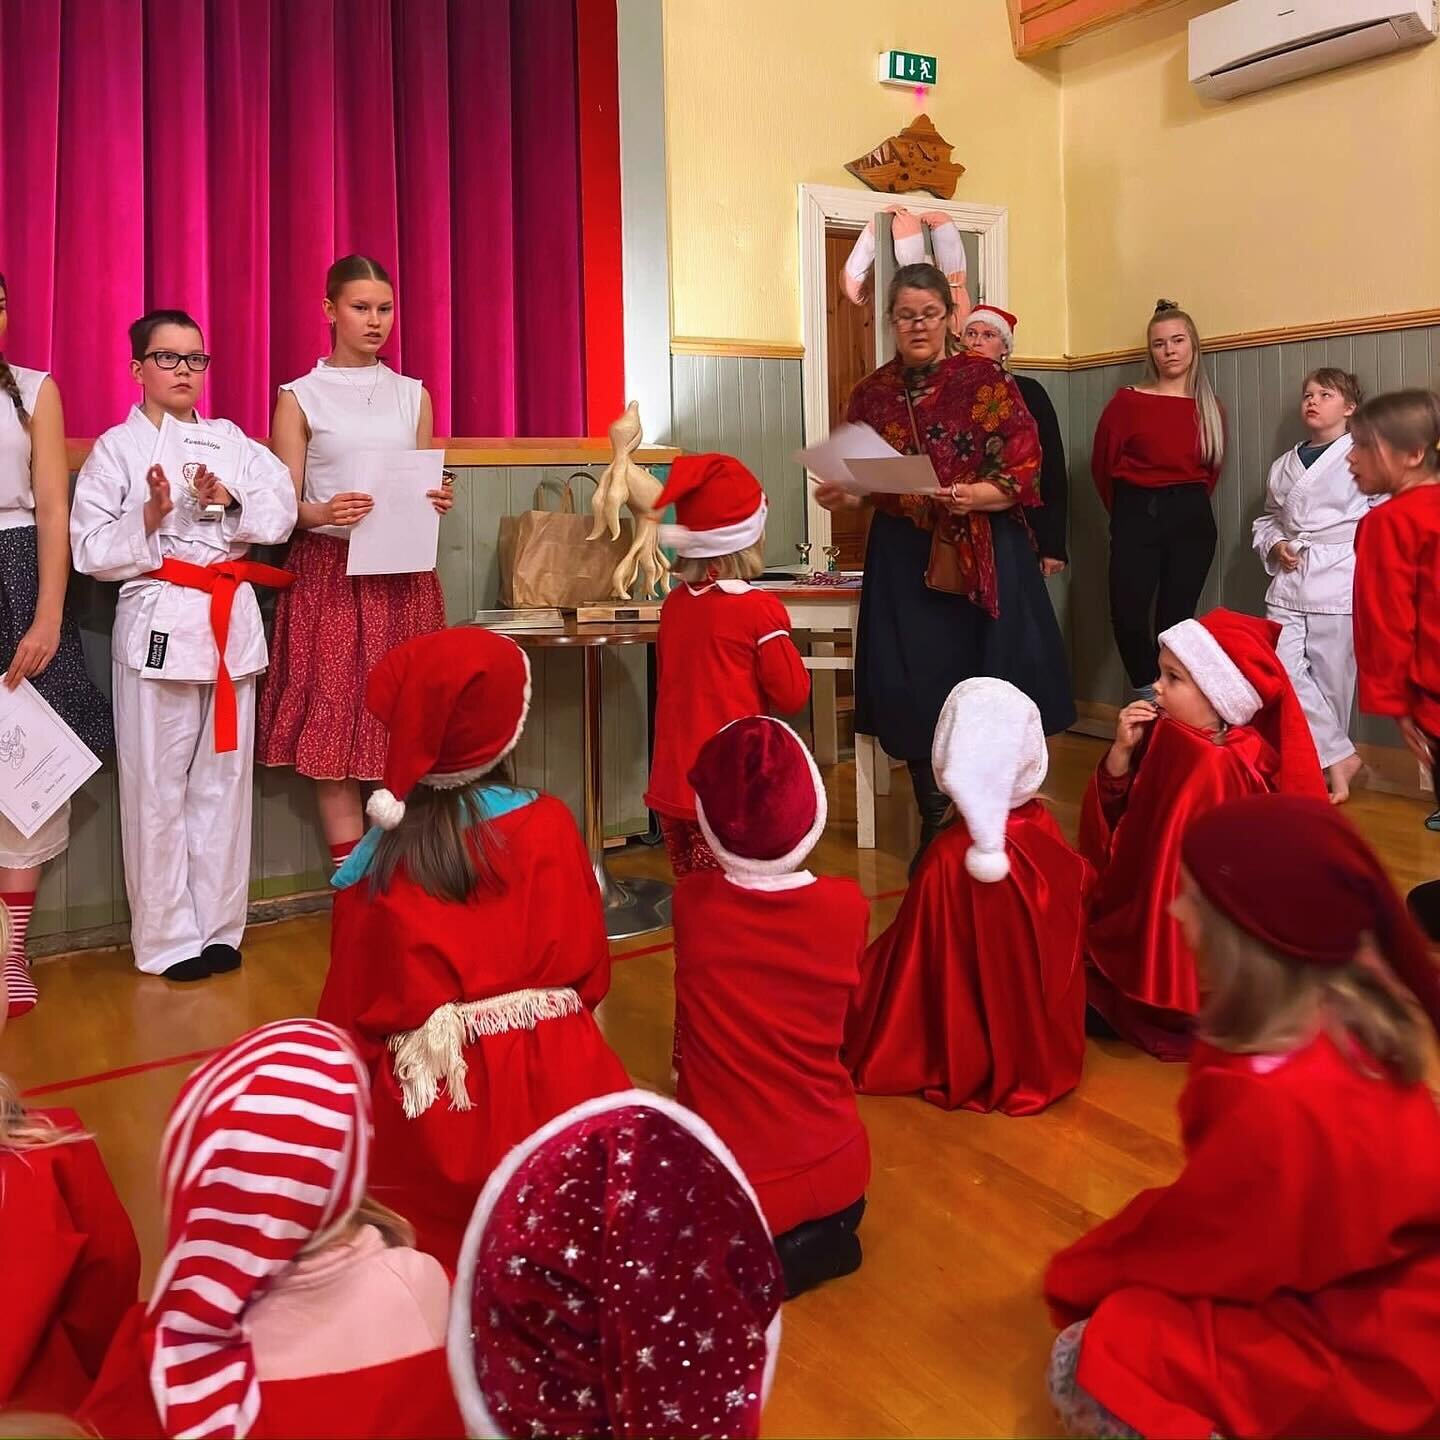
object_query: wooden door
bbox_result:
[824,226,876,572]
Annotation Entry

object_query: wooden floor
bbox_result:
[7,736,1436,1437]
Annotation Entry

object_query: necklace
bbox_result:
[328,360,383,407]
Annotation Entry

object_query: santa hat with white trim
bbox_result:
[656,452,768,560]
[1158,609,1327,798]
[931,678,1049,883]
[365,627,532,830]
[963,304,1018,355]
[689,716,827,878]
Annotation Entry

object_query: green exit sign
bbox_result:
[877,49,937,86]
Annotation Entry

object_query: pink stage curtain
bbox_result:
[0,0,590,438]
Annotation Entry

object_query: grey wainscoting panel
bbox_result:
[32,465,662,947]
[670,353,806,566]
[1024,323,1440,747]
[1012,368,1073,649]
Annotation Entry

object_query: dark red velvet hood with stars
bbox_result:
[447,1091,783,1439]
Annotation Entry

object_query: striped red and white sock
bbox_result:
[329,839,358,870]
[2,891,39,1018]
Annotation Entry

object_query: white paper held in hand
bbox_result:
[0,680,102,839]
[795,422,938,494]
[344,449,446,576]
[151,412,243,524]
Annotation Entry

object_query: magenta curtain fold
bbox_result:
[0,0,586,439]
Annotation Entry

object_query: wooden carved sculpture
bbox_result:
[589,401,672,601]
[845,113,964,199]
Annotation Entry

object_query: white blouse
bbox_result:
[0,364,48,528]
[279,360,423,539]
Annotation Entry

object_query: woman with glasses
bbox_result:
[0,274,112,1017]
[814,263,1074,872]
[258,255,453,874]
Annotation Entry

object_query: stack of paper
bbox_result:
[796,423,939,495]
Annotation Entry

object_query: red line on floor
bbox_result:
[22,1045,220,1100]
[610,940,674,961]
[873,887,908,900]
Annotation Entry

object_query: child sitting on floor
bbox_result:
[80,1019,462,1440]
[1082,608,1326,1060]
[0,903,140,1415]
[673,716,869,1297]
[1046,794,1440,1440]
[449,1091,783,1439]
[846,678,1092,1115]
[646,454,810,877]
[318,627,628,1269]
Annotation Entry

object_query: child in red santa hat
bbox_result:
[1082,608,1327,1060]
[647,454,810,877]
[846,678,1092,1115]
[317,627,628,1270]
[0,900,140,1417]
[448,1090,783,1439]
[1047,794,1440,1440]
[81,1019,463,1440]
[674,716,869,1297]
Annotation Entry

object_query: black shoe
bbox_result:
[162,955,212,982]
[202,944,242,974]
[1084,1005,1120,1040]
[1407,880,1440,943]
[775,1198,866,1299]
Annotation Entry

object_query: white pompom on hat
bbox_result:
[930,677,1049,883]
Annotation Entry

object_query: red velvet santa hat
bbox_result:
[1158,609,1327,798]
[365,628,532,830]
[448,1090,783,1439]
[655,452,768,559]
[1183,794,1440,1038]
[964,304,1017,353]
[689,716,827,878]
[931,678,1049,882]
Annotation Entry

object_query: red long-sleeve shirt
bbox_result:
[1090,387,1220,511]
[1353,482,1440,735]
[646,582,810,819]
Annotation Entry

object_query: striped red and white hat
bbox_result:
[146,1019,372,1439]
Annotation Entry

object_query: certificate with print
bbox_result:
[345,450,445,576]
[0,680,102,839]
[797,423,938,494]
[151,412,244,522]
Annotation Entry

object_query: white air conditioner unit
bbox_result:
[1190,0,1436,100]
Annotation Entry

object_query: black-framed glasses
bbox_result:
[143,350,211,372]
[893,310,946,330]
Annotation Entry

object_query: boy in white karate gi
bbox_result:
[71,311,297,979]
[1252,367,1373,804]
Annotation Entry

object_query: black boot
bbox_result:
[774,1197,866,1299]
[907,760,951,877]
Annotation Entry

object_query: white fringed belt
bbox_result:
[388,986,584,1118]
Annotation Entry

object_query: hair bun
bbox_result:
[1154,298,1180,314]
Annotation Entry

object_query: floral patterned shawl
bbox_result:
[845,352,1042,617]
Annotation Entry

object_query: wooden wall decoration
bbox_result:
[1007,0,1182,58]
[844,114,964,199]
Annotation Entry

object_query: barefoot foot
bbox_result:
[1327,752,1365,805]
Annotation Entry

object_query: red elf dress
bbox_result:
[847,678,1092,1114]
[1082,610,1326,1059]
[1048,796,1440,1440]
[1,1111,140,1412]
[317,628,628,1268]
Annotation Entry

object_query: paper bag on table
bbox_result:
[497,477,633,609]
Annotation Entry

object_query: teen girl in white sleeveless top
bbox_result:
[256,256,453,863]
[0,272,112,1016]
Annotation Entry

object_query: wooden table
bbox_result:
[763,585,889,849]
[491,620,671,940]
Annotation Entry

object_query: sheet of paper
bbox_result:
[0,680,101,840]
[796,422,939,494]
[344,449,445,576]
[151,412,244,523]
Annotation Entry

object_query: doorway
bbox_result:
[824,224,877,572]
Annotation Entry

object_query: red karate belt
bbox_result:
[145,556,295,753]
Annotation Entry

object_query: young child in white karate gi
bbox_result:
[1252,368,1373,804]
[70,310,297,980]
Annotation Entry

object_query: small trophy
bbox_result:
[795,542,812,572]
[822,545,841,573]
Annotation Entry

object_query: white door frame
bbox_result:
[797,182,1009,548]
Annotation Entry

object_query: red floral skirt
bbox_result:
[257,530,446,780]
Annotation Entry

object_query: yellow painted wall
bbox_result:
[662,0,1070,356]
[1061,0,1440,355]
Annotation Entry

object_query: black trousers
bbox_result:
[1108,481,1218,688]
